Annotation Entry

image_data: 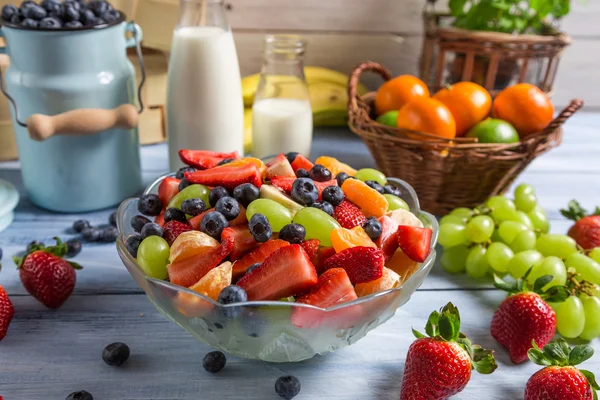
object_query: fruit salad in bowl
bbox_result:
[116,151,438,362]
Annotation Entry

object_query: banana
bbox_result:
[244,108,253,154]
[259,185,304,216]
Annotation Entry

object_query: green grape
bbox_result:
[580,294,600,340]
[438,223,469,248]
[589,248,600,264]
[247,198,293,232]
[555,296,585,338]
[498,221,528,244]
[491,206,519,224]
[515,191,537,213]
[293,206,340,247]
[515,183,535,197]
[486,242,514,273]
[384,194,409,211]
[510,230,537,252]
[508,250,544,279]
[137,236,170,279]
[441,245,469,274]
[440,214,467,226]
[593,285,600,298]
[527,208,550,234]
[168,184,211,209]
[527,256,567,291]
[450,207,474,220]
[491,229,503,243]
[510,211,534,230]
[565,253,600,285]
[465,245,489,278]
[486,196,516,211]
[354,168,387,186]
[465,215,495,243]
[536,234,578,259]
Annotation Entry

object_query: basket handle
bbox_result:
[540,98,584,136]
[347,61,393,113]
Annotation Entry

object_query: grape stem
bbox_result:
[566,267,597,297]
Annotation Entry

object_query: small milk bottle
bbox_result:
[166,0,244,171]
[252,35,313,159]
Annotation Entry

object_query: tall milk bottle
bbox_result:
[166,0,244,171]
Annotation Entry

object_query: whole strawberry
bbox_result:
[0,284,14,341]
[491,272,568,364]
[400,302,497,400]
[14,238,81,309]
[525,339,599,400]
[561,200,600,250]
[333,200,366,229]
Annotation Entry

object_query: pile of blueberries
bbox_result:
[1,0,121,29]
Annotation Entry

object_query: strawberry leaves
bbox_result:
[13,237,82,270]
[561,199,600,221]
[493,269,569,302]
[580,370,599,400]
[529,338,595,367]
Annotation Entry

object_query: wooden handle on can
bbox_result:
[26,104,139,141]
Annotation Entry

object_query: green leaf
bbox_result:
[533,275,554,293]
[528,348,552,366]
[580,370,600,391]
[449,0,468,16]
[493,274,518,293]
[543,340,569,366]
[558,339,572,359]
[472,346,498,374]
[560,200,588,221]
[544,286,570,303]
[457,334,474,359]
[552,0,570,18]
[425,310,440,338]
[439,313,458,342]
[68,261,83,270]
[412,328,426,339]
[569,345,595,366]
[593,206,600,216]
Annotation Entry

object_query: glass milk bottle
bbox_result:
[166,0,244,171]
[252,35,313,159]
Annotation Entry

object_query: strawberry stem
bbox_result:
[560,200,590,221]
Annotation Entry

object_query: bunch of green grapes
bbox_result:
[439,183,600,341]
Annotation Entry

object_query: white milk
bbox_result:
[252,98,313,159]
[166,26,244,171]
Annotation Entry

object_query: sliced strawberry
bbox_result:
[155,211,165,227]
[324,246,384,284]
[265,153,295,178]
[313,246,337,274]
[292,268,358,329]
[396,226,432,263]
[315,180,338,200]
[178,149,240,170]
[270,176,295,193]
[291,154,314,172]
[221,225,260,261]
[167,237,234,287]
[333,200,367,229]
[300,239,320,260]
[189,208,213,230]
[237,244,318,300]
[230,205,248,226]
[185,163,262,190]
[163,220,193,246]
[375,215,400,261]
[232,239,290,280]
[158,177,180,208]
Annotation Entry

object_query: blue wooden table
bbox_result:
[1,116,599,399]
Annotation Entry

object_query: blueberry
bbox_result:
[233,183,260,208]
[275,375,301,399]
[26,240,43,253]
[218,285,248,304]
[80,8,95,23]
[137,194,162,216]
[39,16,61,28]
[308,164,332,182]
[285,152,299,164]
[164,207,188,224]
[215,196,240,221]
[202,351,226,373]
[363,217,383,240]
[125,234,142,258]
[89,0,109,16]
[140,223,163,239]
[335,172,350,186]
[64,0,81,11]
[73,219,91,233]
[311,201,334,216]
[101,226,118,242]
[278,223,306,244]
[40,0,61,14]
[216,157,235,166]
[20,1,35,11]
[365,180,384,194]
[209,186,229,207]
[64,20,83,27]
[181,198,206,216]
[64,4,79,21]
[66,391,94,400]
[321,186,344,206]
[246,262,261,274]
[102,342,130,366]
[290,178,318,206]
[383,184,401,197]
[178,178,191,192]
[130,215,150,232]
[66,238,82,257]
[82,227,102,242]
[23,4,47,20]
[9,13,22,24]
[175,166,195,179]
[200,211,229,239]
[101,9,120,23]
[249,213,272,242]
[108,211,117,227]
[2,4,19,21]
[295,168,309,178]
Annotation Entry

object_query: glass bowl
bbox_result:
[116,174,438,362]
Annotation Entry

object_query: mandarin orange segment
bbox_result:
[169,231,219,263]
[315,156,357,177]
[355,267,401,297]
[341,178,389,218]
[223,157,266,176]
[331,226,377,253]
[386,249,419,283]
[175,292,214,318]
[188,261,233,300]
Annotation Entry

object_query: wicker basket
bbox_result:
[420,9,571,95]
[347,61,583,215]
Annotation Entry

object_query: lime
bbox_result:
[376,110,399,127]
[467,119,519,143]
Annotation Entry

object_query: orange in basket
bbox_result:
[493,83,554,137]
[375,75,429,116]
[433,82,492,137]
[396,97,456,139]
